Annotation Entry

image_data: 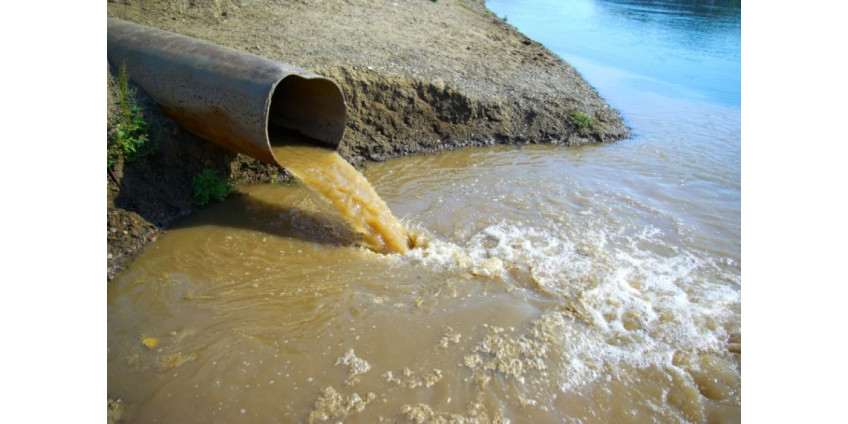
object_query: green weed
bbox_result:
[570,111,597,130]
[192,169,234,207]
[108,64,152,167]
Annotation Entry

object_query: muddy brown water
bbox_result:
[108,141,740,423]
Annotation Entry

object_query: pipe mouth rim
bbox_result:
[266,72,347,165]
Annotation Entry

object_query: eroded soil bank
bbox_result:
[106,0,629,280]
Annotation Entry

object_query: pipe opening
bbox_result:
[268,75,346,151]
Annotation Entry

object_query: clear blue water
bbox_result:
[487,0,741,107]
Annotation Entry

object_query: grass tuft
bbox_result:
[108,64,153,167]
[192,169,234,207]
[570,111,597,130]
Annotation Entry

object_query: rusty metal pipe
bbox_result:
[107,18,347,166]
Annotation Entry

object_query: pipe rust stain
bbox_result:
[162,105,279,166]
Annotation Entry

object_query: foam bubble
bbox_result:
[399,231,473,270]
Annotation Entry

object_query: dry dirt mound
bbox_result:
[106,0,629,280]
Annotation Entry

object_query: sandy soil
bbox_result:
[106,0,629,280]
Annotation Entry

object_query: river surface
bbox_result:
[107,0,741,422]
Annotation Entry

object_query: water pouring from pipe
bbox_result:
[107,18,411,253]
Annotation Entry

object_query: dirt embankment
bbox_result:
[106,0,629,280]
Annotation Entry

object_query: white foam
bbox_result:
[401,220,740,391]
[400,231,473,270]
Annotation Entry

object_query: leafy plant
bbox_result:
[570,111,597,130]
[108,64,152,167]
[192,169,233,207]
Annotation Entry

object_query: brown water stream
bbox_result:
[270,142,412,254]
[108,143,740,423]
